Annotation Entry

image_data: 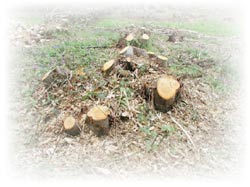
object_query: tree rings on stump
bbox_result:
[154,75,180,112]
[63,116,81,136]
[86,105,110,136]
[156,55,168,66]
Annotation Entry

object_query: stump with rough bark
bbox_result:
[63,116,81,136]
[86,105,110,136]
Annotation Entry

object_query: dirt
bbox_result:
[6,5,245,180]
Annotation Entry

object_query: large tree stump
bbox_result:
[63,116,81,136]
[154,75,180,112]
[86,105,110,136]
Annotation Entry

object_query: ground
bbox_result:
[6,5,245,180]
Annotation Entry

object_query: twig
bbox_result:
[169,114,196,150]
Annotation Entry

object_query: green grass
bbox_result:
[169,63,203,78]
[153,20,239,36]
[95,18,139,28]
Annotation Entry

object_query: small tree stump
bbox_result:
[141,33,149,40]
[63,116,81,136]
[119,46,134,57]
[86,105,110,136]
[156,55,168,66]
[125,33,134,42]
[139,33,150,48]
[41,66,71,86]
[147,51,157,58]
[154,75,180,112]
[102,59,116,74]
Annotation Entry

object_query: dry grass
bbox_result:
[7,5,244,179]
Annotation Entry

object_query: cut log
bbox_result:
[63,116,81,136]
[101,59,116,74]
[154,75,180,112]
[86,105,110,136]
[125,33,134,42]
[119,46,134,57]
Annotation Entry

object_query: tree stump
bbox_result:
[125,33,134,42]
[147,51,157,58]
[156,55,168,66]
[41,66,71,86]
[141,33,149,40]
[63,116,81,136]
[102,59,116,75]
[86,105,110,136]
[119,46,134,57]
[154,75,180,112]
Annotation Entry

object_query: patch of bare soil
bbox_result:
[7,6,245,180]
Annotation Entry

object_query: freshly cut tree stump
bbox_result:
[102,59,116,74]
[157,55,168,63]
[139,33,150,47]
[119,46,134,57]
[86,105,110,136]
[154,75,180,112]
[63,116,81,136]
[156,55,168,66]
[147,51,157,58]
[125,33,134,42]
[141,33,149,40]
